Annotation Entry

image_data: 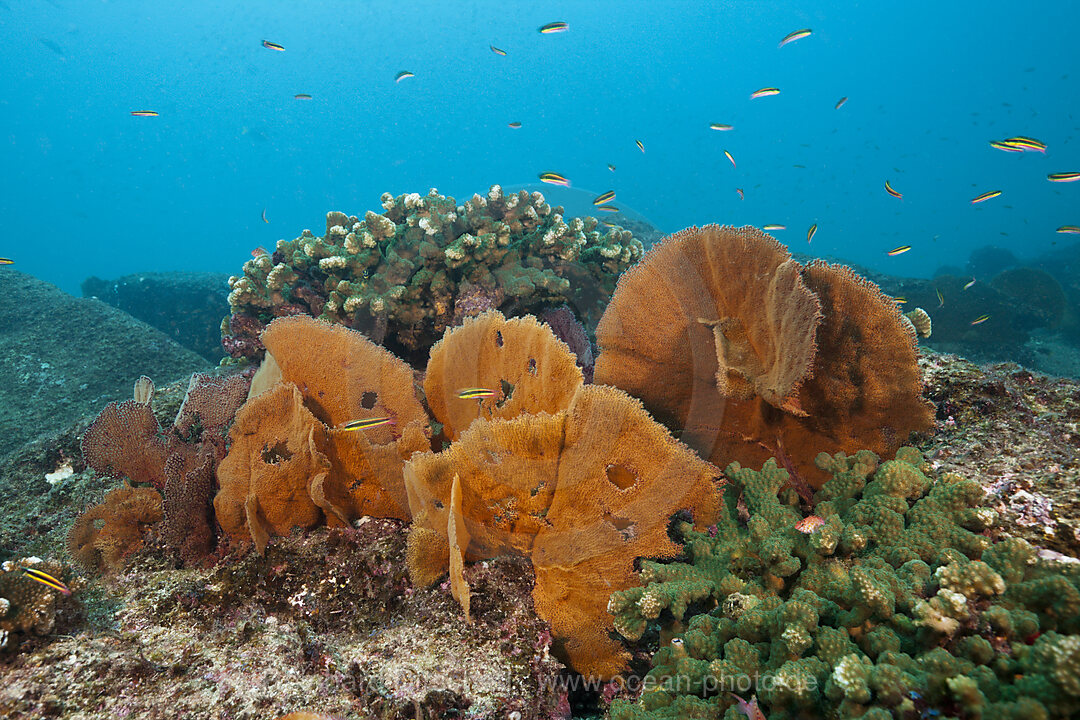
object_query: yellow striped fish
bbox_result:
[778,28,812,47]
[130,110,158,117]
[538,171,570,187]
[262,40,285,51]
[834,96,848,109]
[596,205,619,212]
[971,190,1002,204]
[490,45,507,56]
[338,417,393,431]
[886,245,911,256]
[709,123,734,131]
[507,121,522,129]
[0,258,13,265]
[970,314,991,326]
[635,139,645,152]
[294,94,312,100]
[457,387,497,400]
[762,224,786,231]
[750,87,780,99]
[885,180,902,199]
[1048,172,1080,183]
[807,223,817,243]
[1056,226,1080,234]
[724,150,736,168]
[593,191,616,205]
[395,71,415,83]
[22,567,71,596]
[538,21,569,34]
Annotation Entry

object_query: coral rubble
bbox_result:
[222,185,643,363]
[608,448,1080,720]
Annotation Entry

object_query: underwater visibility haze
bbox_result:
[2,2,1080,719]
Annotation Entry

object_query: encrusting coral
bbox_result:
[594,225,933,488]
[424,310,584,441]
[404,382,722,680]
[66,484,163,573]
[0,557,72,648]
[79,372,250,564]
[607,448,1080,720]
[222,184,643,363]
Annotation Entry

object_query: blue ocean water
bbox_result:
[1,0,1077,294]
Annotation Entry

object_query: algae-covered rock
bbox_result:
[609,448,1080,720]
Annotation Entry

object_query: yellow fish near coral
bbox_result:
[457,388,497,400]
[21,567,71,596]
[338,417,393,431]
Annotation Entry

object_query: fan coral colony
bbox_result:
[2,185,1079,720]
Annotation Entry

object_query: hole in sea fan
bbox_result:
[527,357,537,375]
[93,518,106,530]
[261,441,292,464]
[495,330,504,347]
[497,379,514,408]
[433,500,444,510]
[605,512,636,539]
[606,463,638,490]
[360,391,378,410]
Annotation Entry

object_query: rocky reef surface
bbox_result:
[0,271,211,459]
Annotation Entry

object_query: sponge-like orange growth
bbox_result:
[67,484,163,573]
[405,383,721,679]
[424,311,583,441]
[260,314,429,520]
[213,382,331,554]
[595,225,932,488]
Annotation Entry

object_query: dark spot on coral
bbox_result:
[495,330,504,347]
[261,441,292,464]
[606,463,638,490]
[531,481,545,497]
[527,357,537,375]
[434,500,444,510]
[360,391,378,410]
[497,379,514,408]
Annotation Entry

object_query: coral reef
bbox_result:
[0,557,73,649]
[424,311,584,440]
[0,523,567,719]
[80,372,250,564]
[608,448,1080,720]
[222,185,643,363]
[66,484,163,573]
[405,383,722,679]
[595,225,933,488]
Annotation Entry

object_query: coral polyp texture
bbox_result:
[594,224,933,488]
[223,185,644,362]
[608,448,1080,720]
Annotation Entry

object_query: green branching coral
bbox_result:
[223,185,643,362]
[608,448,1080,720]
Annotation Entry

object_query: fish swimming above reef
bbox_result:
[338,416,394,431]
[21,567,71,596]
[457,387,497,400]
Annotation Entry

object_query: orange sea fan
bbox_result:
[404,383,721,679]
[594,225,932,488]
[424,310,584,441]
